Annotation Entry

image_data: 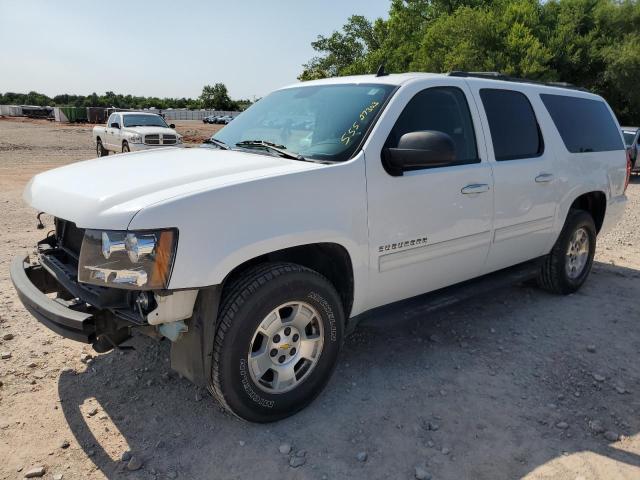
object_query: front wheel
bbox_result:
[208,263,344,422]
[96,139,108,157]
[538,209,596,294]
[122,141,130,153]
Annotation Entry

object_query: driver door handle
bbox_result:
[461,183,490,194]
[535,173,554,183]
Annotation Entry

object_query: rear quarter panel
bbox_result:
[532,90,627,251]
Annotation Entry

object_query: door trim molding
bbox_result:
[379,231,491,272]
[493,216,554,244]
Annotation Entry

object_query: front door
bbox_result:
[106,113,121,150]
[364,79,494,310]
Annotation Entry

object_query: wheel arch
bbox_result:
[569,191,606,233]
[221,242,355,319]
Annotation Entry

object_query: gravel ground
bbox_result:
[0,118,639,480]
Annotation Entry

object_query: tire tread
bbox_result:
[208,262,330,418]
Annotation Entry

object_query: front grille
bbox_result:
[145,134,160,145]
[162,134,176,145]
[55,219,85,258]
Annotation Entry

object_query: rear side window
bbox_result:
[480,89,543,161]
[386,86,478,165]
[540,94,623,153]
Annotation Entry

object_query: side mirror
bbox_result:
[110,122,120,129]
[169,123,176,129]
[383,131,456,175]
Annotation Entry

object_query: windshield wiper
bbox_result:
[204,137,230,150]
[235,140,306,161]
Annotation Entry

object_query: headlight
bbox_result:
[78,228,177,290]
[128,134,143,144]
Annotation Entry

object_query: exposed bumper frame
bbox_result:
[10,256,96,343]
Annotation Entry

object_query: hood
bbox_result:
[122,126,176,135]
[25,148,321,229]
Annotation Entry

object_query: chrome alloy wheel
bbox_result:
[565,227,590,279]
[248,301,324,394]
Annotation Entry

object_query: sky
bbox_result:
[0,0,390,101]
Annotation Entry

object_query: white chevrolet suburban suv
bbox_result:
[92,111,183,155]
[11,72,629,422]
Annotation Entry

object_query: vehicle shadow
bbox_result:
[59,260,640,479]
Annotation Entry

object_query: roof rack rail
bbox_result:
[448,71,590,92]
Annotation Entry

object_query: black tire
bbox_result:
[208,262,344,422]
[537,209,596,294]
[96,139,108,157]
[122,141,130,153]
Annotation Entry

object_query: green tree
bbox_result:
[299,0,640,124]
[200,83,236,110]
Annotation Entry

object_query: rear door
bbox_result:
[364,78,494,309]
[469,83,561,272]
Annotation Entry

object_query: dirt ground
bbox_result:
[0,117,639,480]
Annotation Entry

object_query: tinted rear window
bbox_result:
[480,89,543,161]
[540,94,623,153]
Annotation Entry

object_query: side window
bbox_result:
[480,89,543,161]
[113,114,120,127]
[539,94,623,153]
[107,114,115,126]
[385,86,479,167]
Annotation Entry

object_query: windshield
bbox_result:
[623,131,636,147]
[123,114,168,128]
[212,84,396,162]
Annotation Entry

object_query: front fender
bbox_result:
[127,154,370,313]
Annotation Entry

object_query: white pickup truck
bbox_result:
[12,72,629,422]
[92,111,183,155]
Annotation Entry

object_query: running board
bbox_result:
[349,257,542,331]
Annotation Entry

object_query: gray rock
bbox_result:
[604,431,619,442]
[442,447,450,455]
[80,353,92,364]
[289,456,306,468]
[356,451,368,462]
[127,456,143,471]
[239,440,245,446]
[2,333,14,340]
[24,466,46,478]
[53,474,63,480]
[296,449,306,457]
[87,407,98,417]
[279,443,292,454]
[166,471,178,479]
[415,465,432,480]
[120,450,132,462]
[586,345,597,353]
[592,373,605,382]
[588,420,605,434]
[556,421,569,430]
[60,439,70,449]
[1,351,11,360]
[615,386,627,394]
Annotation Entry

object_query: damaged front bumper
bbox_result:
[10,243,150,350]
[11,255,97,343]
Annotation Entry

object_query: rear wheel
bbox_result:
[96,139,108,157]
[208,262,344,422]
[538,209,596,294]
[122,141,130,153]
